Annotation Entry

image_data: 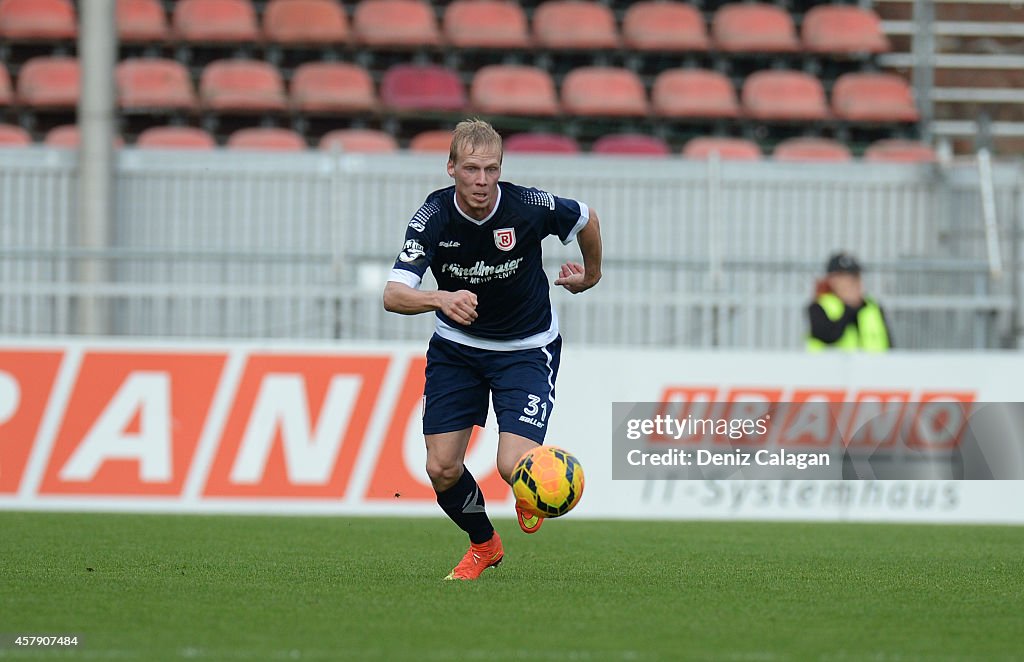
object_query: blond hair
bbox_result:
[448,119,502,165]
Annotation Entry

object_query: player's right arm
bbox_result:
[382,196,478,325]
[383,282,478,325]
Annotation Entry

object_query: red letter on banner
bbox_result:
[0,350,64,494]
[203,354,389,498]
[364,356,510,503]
[40,352,226,495]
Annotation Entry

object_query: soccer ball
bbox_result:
[511,446,585,518]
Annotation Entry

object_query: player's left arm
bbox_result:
[555,208,602,294]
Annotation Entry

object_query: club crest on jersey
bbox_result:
[493,228,516,251]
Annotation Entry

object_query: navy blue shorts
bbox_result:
[422,334,562,443]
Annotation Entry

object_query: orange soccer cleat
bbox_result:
[516,503,544,534]
[443,531,504,580]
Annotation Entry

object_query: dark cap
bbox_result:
[826,252,861,274]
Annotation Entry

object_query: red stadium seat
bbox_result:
[831,73,918,123]
[199,59,287,112]
[652,69,739,119]
[227,127,306,151]
[263,0,349,46]
[380,64,465,112]
[504,132,580,154]
[117,58,198,111]
[0,65,11,106]
[44,125,125,148]
[136,126,216,149]
[682,136,761,160]
[353,0,441,48]
[742,70,828,121]
[712,3,798,53]
[561,67,648,117]
[802,5,888,55]
[622,1,709,52]
[444,0,530,49]
[117,0,169,43]
[0,123,31,146]
[173,0,259,43]
[290,62,375,113]
[591,133,670,157]
[320,128,398,153]
[533,0,618,50]
[409,129,453,153]
[16,56,79,109]
[470,65,558,116]
[773,137,851,162]
[0,0,76,40]
[863,139,936,163]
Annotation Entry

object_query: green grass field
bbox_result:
[1,512,1022,661]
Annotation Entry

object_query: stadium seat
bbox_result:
[712,3,799,53]
[0,123,31,146]
[622,1,709,52]
[172,0,259,43]
[408,129,452,153]
[290,62,376,113]
[741,70,828,121]
[652,69,739,119]
[863,139,936,163]
[353,0,441,48]
[117,58,198,111]
[773,137,851,162]
[470,65,558,116]
[44,125,125,148]
[831,73,919,123]
[591,133,670,157]
[16,56,79,109]
[443,0,530,49]
[802,5,888,55]
[0,0,76,40]
[263,0,349,46]
[117,0,169,43]
[533,0,618,50]
[560,67,648,117]
[380,64,465,112]
[682,136,761,160]
[0,65,11,106]
[136,126,216,149]
[226,127,306,151]
[504,132,580,154]
[199,59,287,112]
[320,128,398,153]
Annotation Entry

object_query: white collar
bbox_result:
[453,184,501,225]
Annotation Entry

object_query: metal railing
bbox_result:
[0,147,1020,349]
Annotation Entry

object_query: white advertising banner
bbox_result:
[0,339,1021,524]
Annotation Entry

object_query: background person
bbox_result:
[807,251,892,351]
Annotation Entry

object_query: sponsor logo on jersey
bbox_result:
[398,239,426,263]
[493,228,516,251]
[438,240,461,248]
[441,258,524,282]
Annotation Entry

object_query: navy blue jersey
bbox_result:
[389,181,589,349]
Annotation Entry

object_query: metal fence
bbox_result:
[1,146,1020,349]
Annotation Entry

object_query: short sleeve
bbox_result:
[551,194,590,245]
[388,198,440,289]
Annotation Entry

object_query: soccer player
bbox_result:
[383,119,603,580]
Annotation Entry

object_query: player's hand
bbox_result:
[439,290,478,325]
[554,262,600,294]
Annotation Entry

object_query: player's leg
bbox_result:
[426,428,494,544]
[497,432,545,534]
[489,336,562,534]
[423,335,503,580]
